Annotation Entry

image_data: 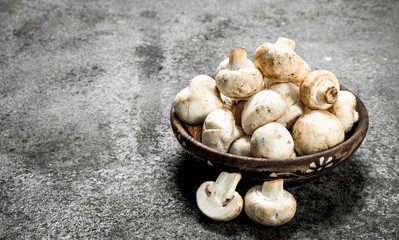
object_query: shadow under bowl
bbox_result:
[170,88,369,183]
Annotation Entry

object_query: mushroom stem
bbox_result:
[317,84,338,104]
[275,37,296,50]
[261,179,284,199]
[228,49,247,71]
[196,172,243,221]
[209,172,242,202]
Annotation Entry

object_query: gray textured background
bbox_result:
[0,0,398,239]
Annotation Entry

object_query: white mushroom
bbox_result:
[275,104,305,130]
[202,108,235,152]
[232,125,245,143]
[268,82,300,106]
[244,179,296,226]
[251,122,294,159]
[269,82,305,129]
[173,75,223,125]
[216,49,264,99]
[300,70,340,110]
[241,90,287,135]
[329,90,359,133]
[229,136,252,157]
[253,37,310,86]
[215,57,255,76]
[292,110,345,156]
[196,172,243,221]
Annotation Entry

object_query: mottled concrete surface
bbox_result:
[0,0,398,239]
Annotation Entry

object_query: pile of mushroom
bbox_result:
[173,37,359,158]
[173,37,361,226]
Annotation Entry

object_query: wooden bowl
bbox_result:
[170,88,369,182]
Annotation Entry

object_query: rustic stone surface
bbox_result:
[0,0,398,239]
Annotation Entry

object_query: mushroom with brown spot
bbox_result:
[253,37,310,86]
[215,56,255,76]
[216,49,264,99]
[229,136,252,157]
[241,90,287,135]
[196,172,243,221]
[251,122,294,159]
[202,108,244,152]
[269,82,305,129]
[173,75,223,125]
[329,90,359,133]
[292,109,345,156]
[300,70,340,110]
[244,179,296,226]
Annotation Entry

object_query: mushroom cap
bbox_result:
[173,75,223,125]
[269,82,300,106]
[300,70,340,110]
[202,108,235,152]
[292,110,345,156]
[196,172,243,221]
[269,82,305,129]
[251,122,294,159]
[241,90,287,135]
[275,103,305,130]
[253,42,310,86]
[216,68,264,99]
[216,49,264,99]
[215,57,255,76]
[229,136,252,157]
[329,90,358,133]
[232,125,245,143]
[244,180,296,226]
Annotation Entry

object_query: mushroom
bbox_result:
[202,108,235,152]
[275,104,305,130]
[229,136,252,157]
[292,109,345,156]
[300,70,340,110]
[215,57,255,76]
[329,90,359,133]
[253,37,310,86]
[269,82,300,107]
[241,90,287,135]
[269,82,305,129]
[173,75,223,125]
[196,172,243,221]
[251,122,294,159]
[244,179,296,226]
[215,49,264,99]
[232,125,245,143]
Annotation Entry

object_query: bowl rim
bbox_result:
[170,87,369,172]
